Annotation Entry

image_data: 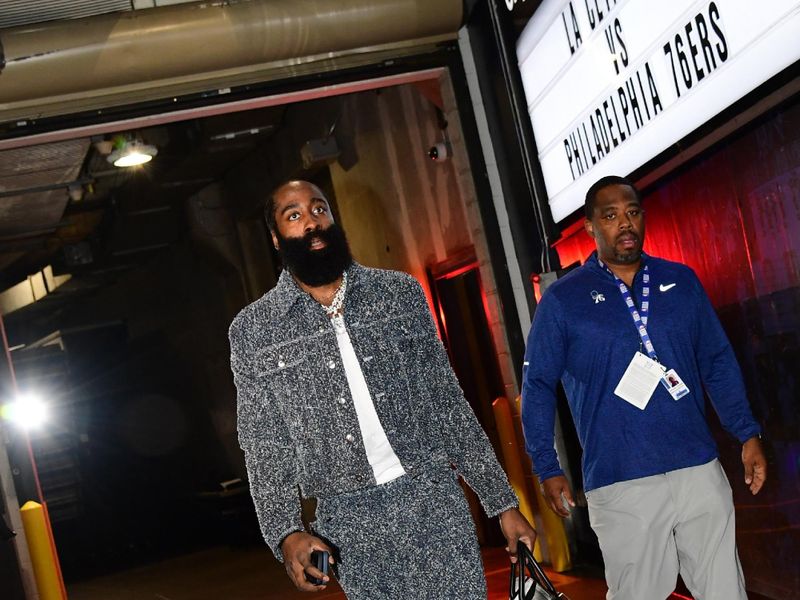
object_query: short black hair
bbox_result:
[584,175,640,219]
[263,185,280,232]
[263,180,301,232]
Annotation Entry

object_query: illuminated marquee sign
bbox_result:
[517,0,800,222]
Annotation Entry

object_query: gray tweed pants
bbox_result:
[312,464,487,599]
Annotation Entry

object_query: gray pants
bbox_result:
[587,459,746,600]
[312,465,486,600]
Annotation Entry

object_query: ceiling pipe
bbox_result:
[0,0,462,123]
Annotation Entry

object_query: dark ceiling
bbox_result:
[0,1,343,334]
[0,87,361,348]
[0,105,289,291]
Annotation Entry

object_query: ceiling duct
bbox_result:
[0,0,462,123]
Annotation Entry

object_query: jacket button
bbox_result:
[277,360,285,368]
[337,397,347,405]
[328,360,336,369]
[319,326,325,333]
[345,433,355,443]
[355,474,364,482]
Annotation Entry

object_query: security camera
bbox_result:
[428,142,450,163]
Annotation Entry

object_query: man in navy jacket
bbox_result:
[522,175,767,599]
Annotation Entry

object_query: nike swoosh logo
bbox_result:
[659,283,677,292]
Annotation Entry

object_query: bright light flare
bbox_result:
[108,140,158,168]
[1,393,47,429]
[113,151,153,167]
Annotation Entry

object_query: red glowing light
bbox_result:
[437,261,478,280]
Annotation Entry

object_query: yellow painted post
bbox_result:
[20,501,67,600]
[492,396,544,562]
[511,396,572,572]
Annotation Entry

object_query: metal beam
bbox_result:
[0,178,93,199]
[0,67,446,151]
[0,428,39,599]
[0,309,39,599]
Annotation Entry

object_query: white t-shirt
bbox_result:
[331,315,406,485]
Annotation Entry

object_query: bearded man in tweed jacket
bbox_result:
[229,180,535,599]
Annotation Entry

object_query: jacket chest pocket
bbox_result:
[254,341,307,378]
[352,316,424,365]
[386,318,431,366]
[358,317,426,411]
[254,341,334,432]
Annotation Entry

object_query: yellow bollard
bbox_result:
[492,396,544,562]
[20,501,67,600]
[511,396,572,573]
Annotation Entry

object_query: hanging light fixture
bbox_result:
[107,137,158,167]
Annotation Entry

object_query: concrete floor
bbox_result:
[64,543,774,600]
[67,545,609,600]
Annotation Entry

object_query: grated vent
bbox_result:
[0,1,132,29]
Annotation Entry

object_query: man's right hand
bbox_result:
[542,475,575,518]
[280,531,334,592]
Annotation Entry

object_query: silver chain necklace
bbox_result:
[323,271,347,320]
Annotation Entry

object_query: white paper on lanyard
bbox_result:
[614,351,665,410]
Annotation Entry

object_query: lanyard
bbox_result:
[598,258,658,362]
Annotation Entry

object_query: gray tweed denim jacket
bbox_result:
[229,263,518,561]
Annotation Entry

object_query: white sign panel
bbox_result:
[517,0,800,222]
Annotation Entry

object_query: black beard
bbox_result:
[610,231,644,264]
[613,248,643,264]
[276,223,353,287]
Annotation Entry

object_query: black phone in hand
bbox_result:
[307,550,329,585]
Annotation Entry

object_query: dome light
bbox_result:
[107,139,158,168]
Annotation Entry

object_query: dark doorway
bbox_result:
[428,252,506,546]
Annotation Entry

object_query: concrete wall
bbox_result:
[329,78,519,399]
[331,85,469,281]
